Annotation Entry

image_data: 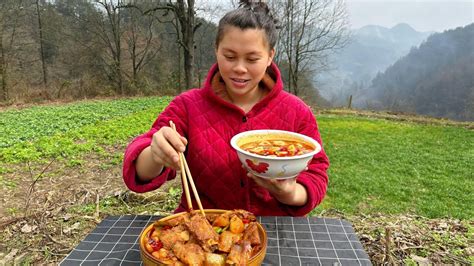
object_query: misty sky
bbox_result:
[346,0,474,32]
[204,0,473,33]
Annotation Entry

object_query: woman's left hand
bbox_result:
[246,167,308,206]
[248,173,297,198]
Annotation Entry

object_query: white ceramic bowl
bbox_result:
[230,129,321,179]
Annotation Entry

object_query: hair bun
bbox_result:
[239,0,278,29]
[239,0,266,5]
[216,0,279,49]
[239,0,267,9]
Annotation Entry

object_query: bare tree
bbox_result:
[275,0,349,96]
[193,2,224,85]
[35,0,48,88]
[146,0,198,90]
[122,4,162,87]
[93,0,127,95]
[0,0,25,101]
[0,28,5,101]
[176,0,196,89]
[193,17,216,85]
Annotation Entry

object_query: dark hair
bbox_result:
[215,0,278,50]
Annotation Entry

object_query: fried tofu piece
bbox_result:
[185,213,219,252]
[205,253,225,266]
[218,230,241,253]
[172,242,205,265]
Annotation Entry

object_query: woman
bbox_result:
[123,0,329,216]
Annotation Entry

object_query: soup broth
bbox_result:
[240,139,314,157]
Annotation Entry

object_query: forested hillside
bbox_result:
[0,0,347,107]
[0,0,217,101]
[367,23,474,121]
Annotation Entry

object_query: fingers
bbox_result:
[150,127,188,170]
[163,128,186,153]
[246,172,268,188]
[180,136,188,146]
[246,171,275,188]
[243,166,297,194]
[277,177,297,184]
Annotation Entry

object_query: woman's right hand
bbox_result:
[150,126,188,170]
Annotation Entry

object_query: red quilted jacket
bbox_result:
[123,63,329,216]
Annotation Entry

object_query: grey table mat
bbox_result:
[60,215,372,266]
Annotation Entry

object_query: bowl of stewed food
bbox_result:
[230,129,321,179]
[139,209,267,265]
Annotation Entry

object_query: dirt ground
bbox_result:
[0,152,472,265]
[0,160,121,219]
[0,158,119,263]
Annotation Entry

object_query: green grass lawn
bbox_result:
[1,97,472,219]
[314,115,473,219]
[0,97,171,164]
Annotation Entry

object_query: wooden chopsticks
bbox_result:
[169,121,205,216]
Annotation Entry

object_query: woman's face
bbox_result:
[216,26,275,102]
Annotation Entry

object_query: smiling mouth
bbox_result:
[231,78,250,84]
[231,78,250,83]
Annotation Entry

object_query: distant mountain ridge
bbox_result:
[343,23,433,79]
[366,23,474,121]
[316,23,433,104]
[357,23,424,43]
